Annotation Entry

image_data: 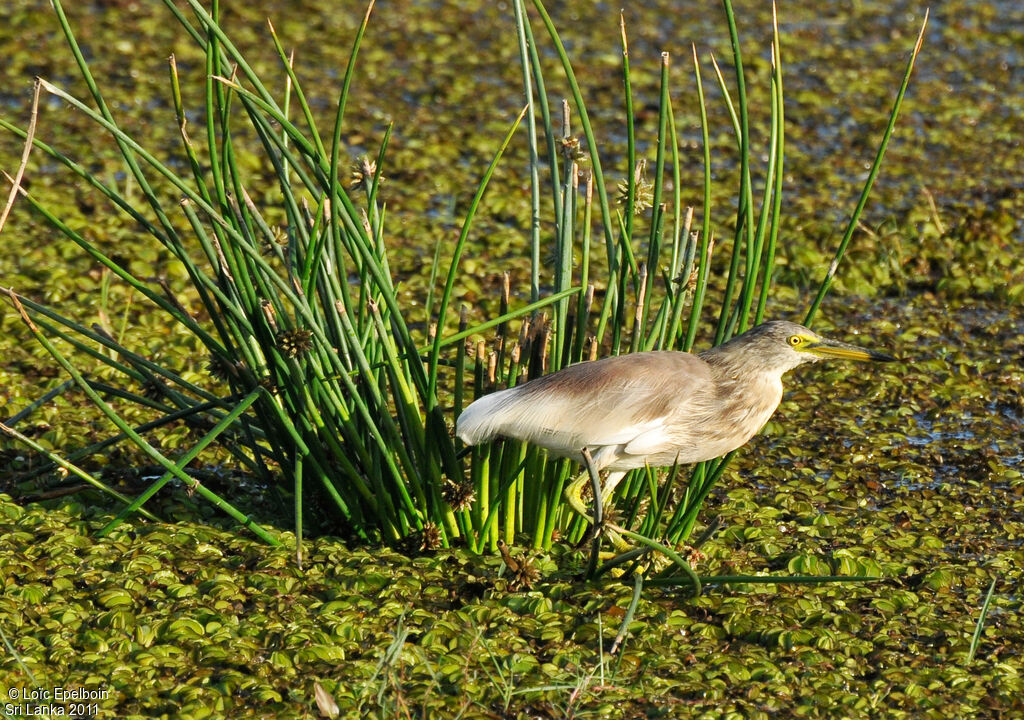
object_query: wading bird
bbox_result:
[456,321,894,543]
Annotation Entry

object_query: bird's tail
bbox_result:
[455,388,514,445]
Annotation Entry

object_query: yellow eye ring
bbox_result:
[788,335,801,347]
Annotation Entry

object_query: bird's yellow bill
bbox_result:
[805,339,895,362]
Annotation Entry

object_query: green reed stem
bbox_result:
[805,11,928,325]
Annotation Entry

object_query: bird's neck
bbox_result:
[699,344,790,387]
[699,345,787,430]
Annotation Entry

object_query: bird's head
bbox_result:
[782,323,895,365]
[710,320,896,375]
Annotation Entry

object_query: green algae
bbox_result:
[0,294,1021,717]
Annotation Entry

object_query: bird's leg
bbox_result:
[563,471,594,519]
[582,446,604,531]
[601,471,627,506]
[562,449,630,553]
[564,467,627,518]
[598,474,630,553]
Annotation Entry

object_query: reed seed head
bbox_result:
[442,479,476,512]
[276,329,313,358]
[141,376,169,400]
[207,354,245,382]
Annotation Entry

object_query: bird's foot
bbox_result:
[564,473,633,552]
[564,472,595,519]
[579,518,632,554]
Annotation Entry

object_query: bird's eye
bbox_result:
[788,335,801,347]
